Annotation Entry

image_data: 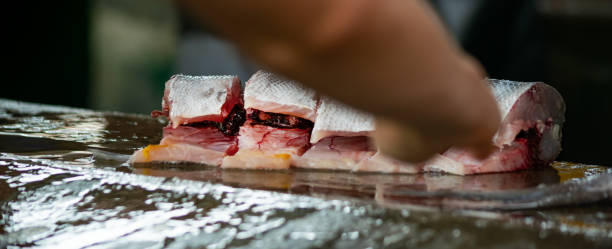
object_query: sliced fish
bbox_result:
[222,121,311,169]
[129,126,238,166]
[222,118,311,169]
[224,71,317,169]
[355,152,420,174]
[489,79,565,149]
[424,80,565,175]
[294,135,419,173]
[131,73,565,176]
[130,74,243,166]
[233,121,311,154]
[302,98,418,172]
[292,136,374,171]
[128,143,226,166]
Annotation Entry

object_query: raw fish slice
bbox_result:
[133,73,565,176]
[231,70,316,170]
[424,140,531,175]
[128,143,225,166]
[355,152,420,173]
[222,121,311,169]
[306,97,416,172]
[244,70,318,121]
[158,75,242,127]
[310,97,375,143]
[489,80,565,148]
[423,80,565,175]
[129,126,239,166]
[161,126,238,155]
[292,136,374,171]
[234,122,311,154]
[222,151,294,169]
[294,137,419,173]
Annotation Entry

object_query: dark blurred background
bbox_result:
[3,0,611,165]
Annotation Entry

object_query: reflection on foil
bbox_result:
[132,164,611,211]
[376,173,611,210]
[1,99,611,248]
[0,113,107,145]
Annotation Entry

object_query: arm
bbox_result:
[177,0,501,162]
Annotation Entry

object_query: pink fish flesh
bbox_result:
[161,126,239,155]
[423,80,565,175]
[221,120,311,169]
[292,136,374,171]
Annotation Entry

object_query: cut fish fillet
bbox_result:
[160,75,242,127]
[161,126,239,155]
[355,152,420,174]
[425,139,531,175]
[292,136,374,171]
[244,70,318,121]
[303,98,419,173]
[129,143,226,166]
[223,121,311,169]
[310,97,375,143]
[234,121,311,154]
[423,80,565,175]
[222,151,294,169]
[223,71,317,169]
[490,80,565,149]
[129,126,239,166]
[294,136,419,173]
[131,73,565,176]
[128,138,226,166]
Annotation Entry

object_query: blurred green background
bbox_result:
[3,0,612,165]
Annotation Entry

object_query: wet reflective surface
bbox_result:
[1,99,611,248]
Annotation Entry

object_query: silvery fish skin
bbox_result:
[244,70,318,121]
[424,80,566,175]
[164,75,242,128]
[489,79,565,148]
[310,97,375,143]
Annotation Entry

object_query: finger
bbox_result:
[372,117,438,163]
[468,142,497,159]
[452,122,498,160]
